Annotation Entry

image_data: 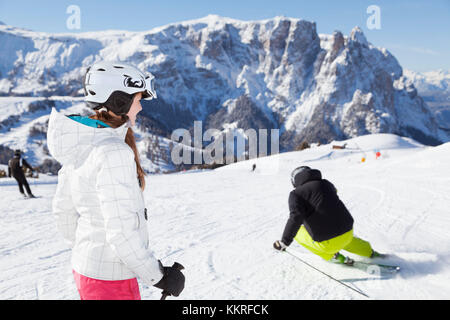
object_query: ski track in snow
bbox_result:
[1,135,450,299]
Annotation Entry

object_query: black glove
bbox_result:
[273,240,288,251]
[154,261,185,297]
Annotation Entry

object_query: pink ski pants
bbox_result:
[73,270,141,300]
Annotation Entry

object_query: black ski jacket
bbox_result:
[281,168,354,244]
[8,156,33,180]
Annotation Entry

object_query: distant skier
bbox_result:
[252,163,256,172]
[8,149,36,198]
[273,166,383,265]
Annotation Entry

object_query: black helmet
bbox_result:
[290,166,323,187]
[290,166,311,186]
[14,149,21,157]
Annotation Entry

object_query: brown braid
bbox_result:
[89,109,146,191]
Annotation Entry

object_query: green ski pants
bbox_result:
[294,226,373,261]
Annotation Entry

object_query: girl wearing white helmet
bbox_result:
[47,61,184,300]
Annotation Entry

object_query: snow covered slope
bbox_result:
[1,133,449,299]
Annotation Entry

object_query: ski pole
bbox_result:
[160,262,185,300]
[284,248,370,299]
[160,292,169,300]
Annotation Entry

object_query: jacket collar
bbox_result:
[47,107,129,166]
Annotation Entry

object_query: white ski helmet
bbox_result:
[83,61,157,114]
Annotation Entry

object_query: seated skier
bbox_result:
[273,166,383,265]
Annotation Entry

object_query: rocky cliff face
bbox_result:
[280,26,444,147]
[0,15,448,150]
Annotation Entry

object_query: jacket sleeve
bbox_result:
[324,179,338,194]
[281,191,308,246]
[95,144,164,286]
[52,165,79,247]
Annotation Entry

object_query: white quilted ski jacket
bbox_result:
[47,107,163,285]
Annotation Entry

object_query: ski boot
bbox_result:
[370,250,386,259]
[332,252,354,266]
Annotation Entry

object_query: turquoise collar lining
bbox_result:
[68,115,111,128]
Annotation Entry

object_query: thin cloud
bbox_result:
[388,44,440,56]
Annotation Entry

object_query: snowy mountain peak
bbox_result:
[349,26,368,46]
[404,69,450,90]
[403,68,450,130]
[178,14,243,27]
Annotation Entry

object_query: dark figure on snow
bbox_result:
[273,166,383,265]
[8,149,36,198]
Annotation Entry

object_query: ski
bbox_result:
[331,259,400,275]
[19,196,41,200]
[351,261,400,275]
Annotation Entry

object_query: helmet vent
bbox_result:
[97,68,106,71]
[113,65,124,69]
[89,90,96,96]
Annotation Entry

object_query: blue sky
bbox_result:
[0,0,448,72]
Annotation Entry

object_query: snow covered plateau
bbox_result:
[1,134,449,299]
